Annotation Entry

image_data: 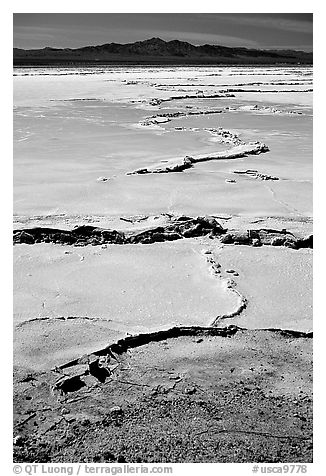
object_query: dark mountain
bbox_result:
[13,37,313,66]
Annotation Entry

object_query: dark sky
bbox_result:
[13,13,313,51]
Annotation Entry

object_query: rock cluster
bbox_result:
[128,143,270,175]
[128,156,194,174]
[13,216,226,246]
[148,92,235,106]
[220,229,313,249]
[233,169,279,181]
[13,217,313,250]
[145,109,224,122]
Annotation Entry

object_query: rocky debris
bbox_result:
[271,237,287,246]
[13,216,313,250]
[52,374,87,395]
[148,98,162,106]
[13,435,24,446]
[205,127,244,146]
[13,225,125,246]
[108,323,237,354]
[226,104,304,115]
[96,177,109,182]
[56,325,240,375]
[158,81,310,89]
[52,353,120,393]
[188,109,224,116]
[252,238,262,247]
[295,234,313,249]
[144,109,224,123]
[109,405,123,414]
[16,230,35,244]
[128,142,269,175]
[13,326,313,463]
[184,386,196,395]
[193,142,270,161]
[221,231,251,246]
[221,88,313,94]
[88,356,111,383]
[148,92,235,106]
[128,156,194,174]
[257,229,296,248]
[233,169,279,181]
[141,117,171,126]
[13,227,77,245]
[219,228,310,250]
[127,216,225,244]
[226,179,236,183]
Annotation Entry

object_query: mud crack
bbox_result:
[49,324,312,395]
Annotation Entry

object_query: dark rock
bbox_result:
[100,230,125,244]
[284,239,297,249]
[222,231,250,245]
[175,215,193,222]
[184,386,196,395]
[13,435,24,446]
[164,232,183,241]
[73,225,98,237]
[89,358,110,383]
[151,232,168,242]
[183,223,203,238]
[53,375,87,394]
[16,231,35,244]
[296,234,313,249]
[271,237,286,246]
[102,451,115,462]
[220,233,234,244]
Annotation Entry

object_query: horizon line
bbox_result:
[13,36,313,54]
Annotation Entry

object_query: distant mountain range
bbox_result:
[13,37,313,66]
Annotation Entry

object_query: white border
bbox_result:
[3,2,322,474]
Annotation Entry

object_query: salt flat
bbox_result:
[13,63,313,465]
[14,241,239,330]
[214,245,313,332]
[14,66,312,221]
[13,65,313,371]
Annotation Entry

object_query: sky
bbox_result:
[13,13,313,51]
